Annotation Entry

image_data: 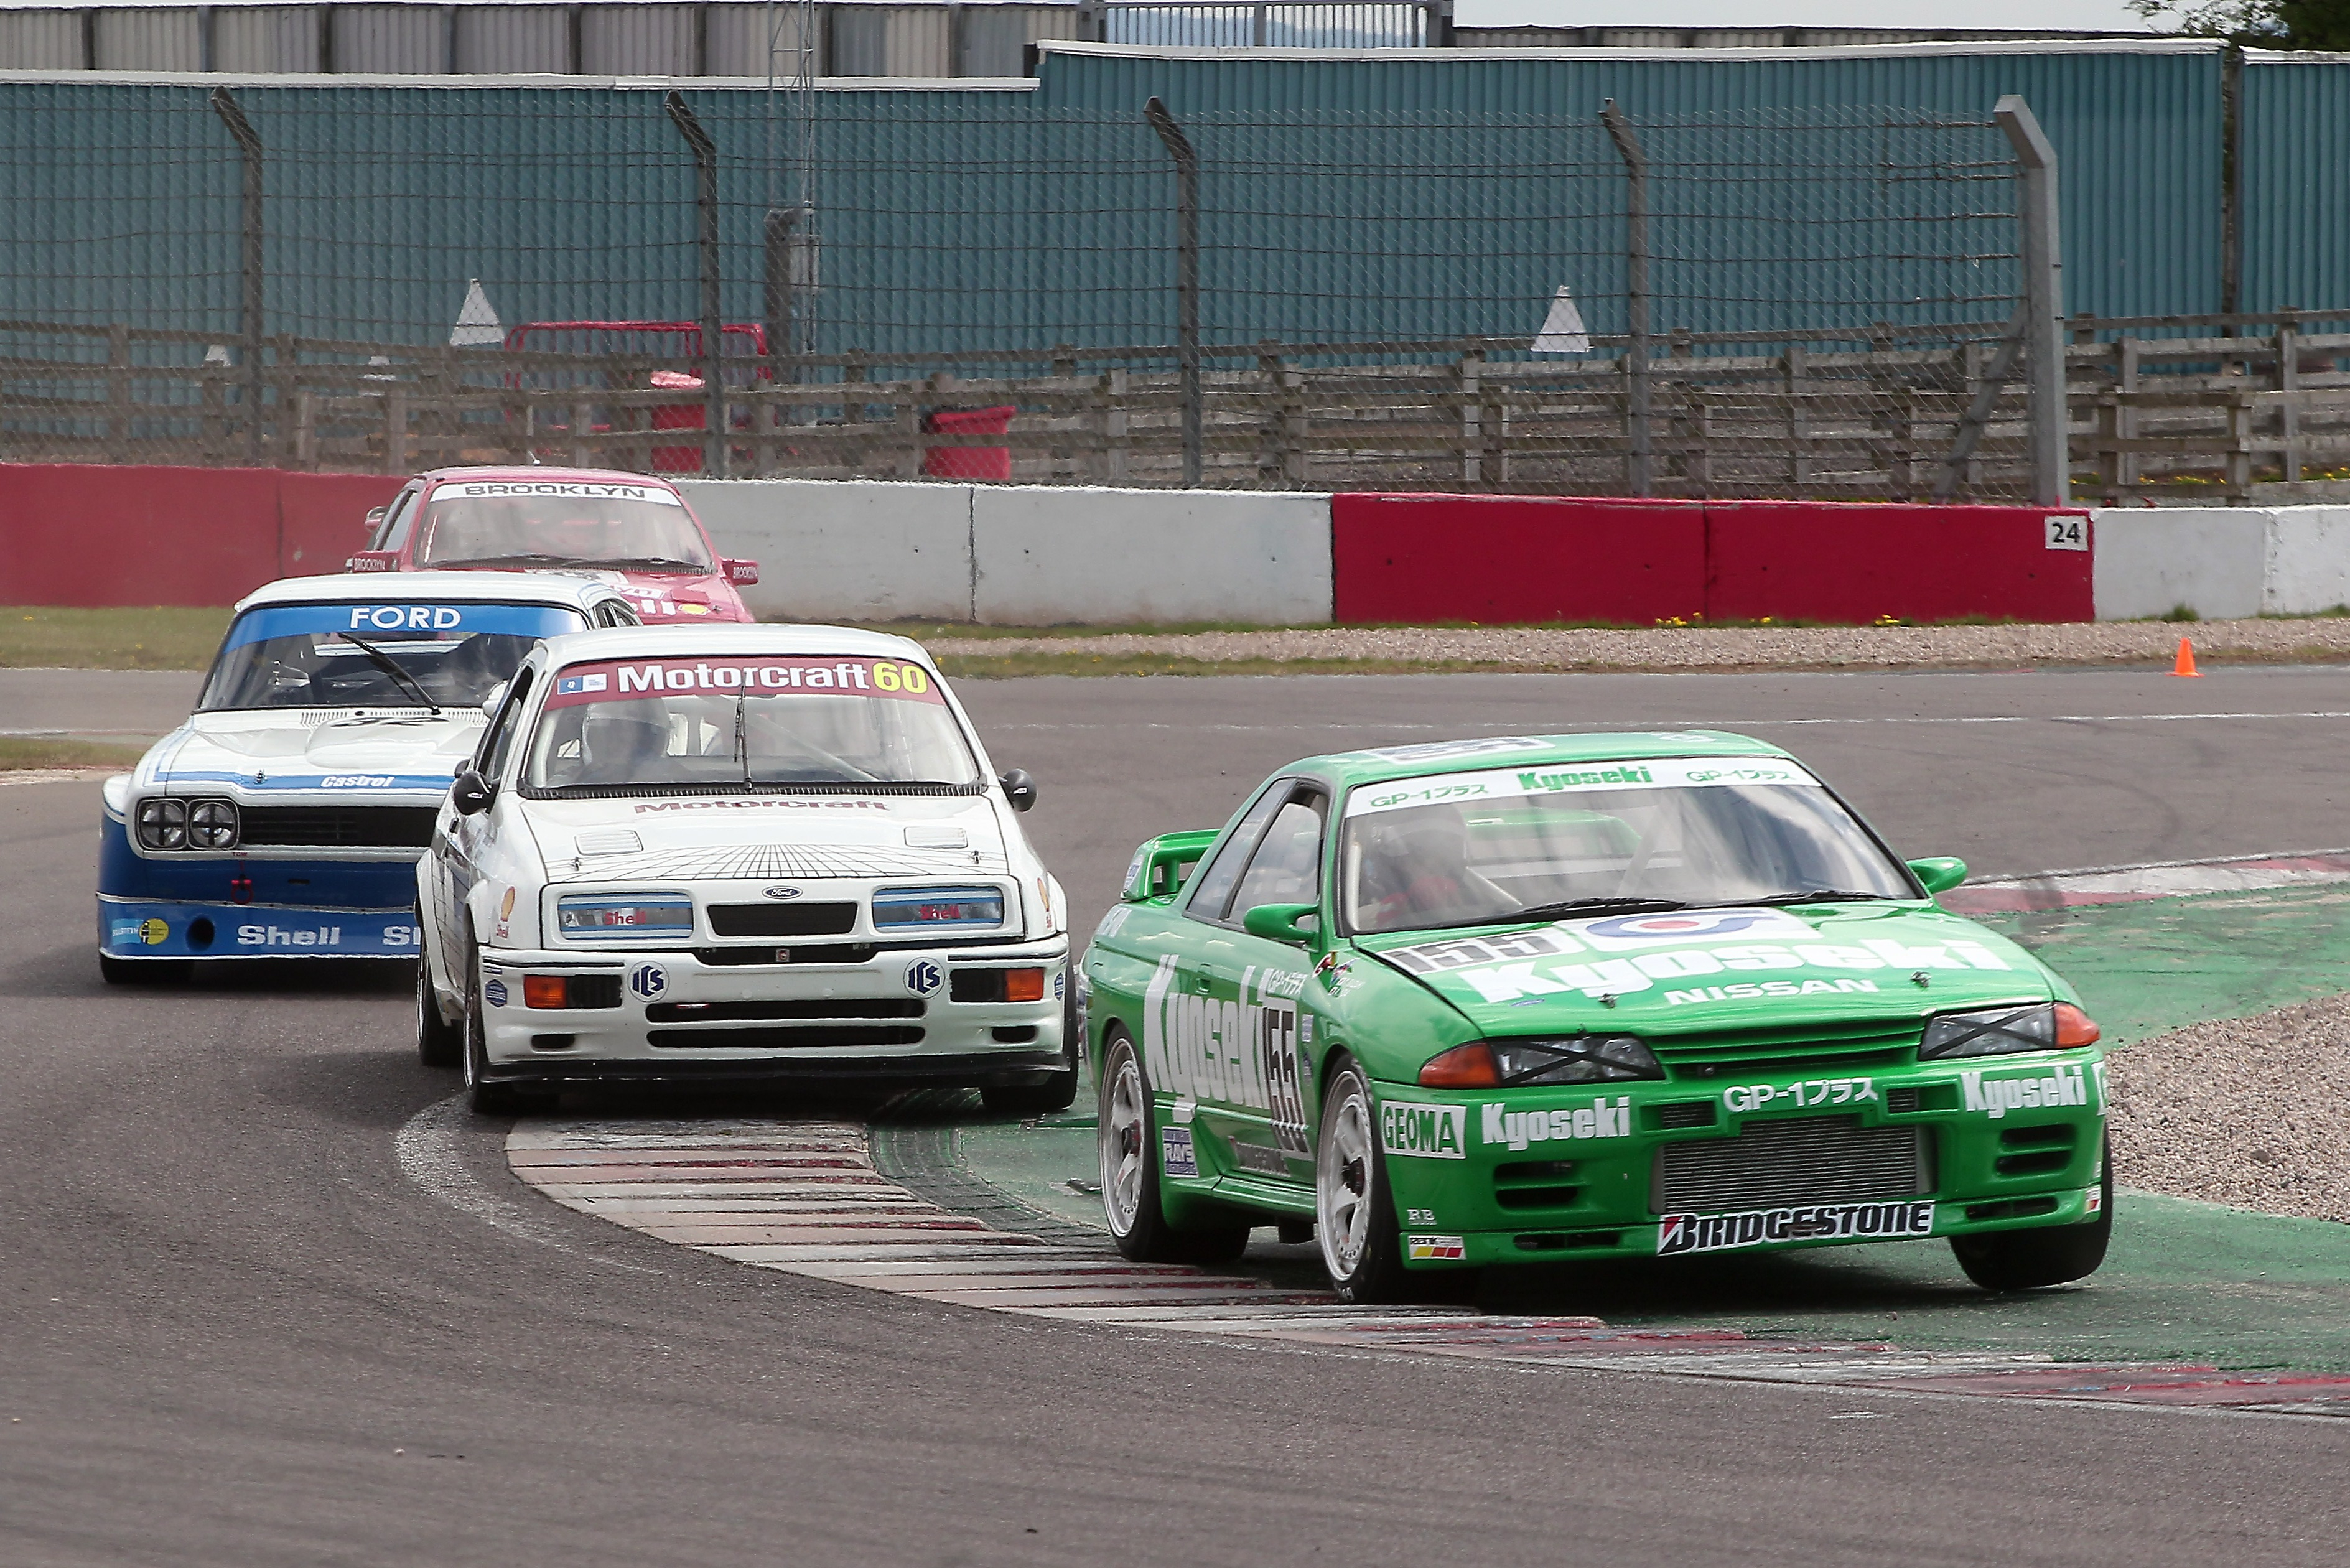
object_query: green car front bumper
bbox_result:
[1371,1050,2107,1268]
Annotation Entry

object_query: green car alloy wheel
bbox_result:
[1081,731,2112,1297]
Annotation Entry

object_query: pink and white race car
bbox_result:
[347,466,759,625]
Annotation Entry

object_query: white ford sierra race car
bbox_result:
[97,572,639,979]
[416,623,1076,1115]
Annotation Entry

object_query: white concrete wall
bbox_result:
[2091,508,2267,621]
[679,478,1335,625]
[2265,508,2350,615]
[2092,505,2350,620]
[971,486,1332,625]
[679,478,972,623]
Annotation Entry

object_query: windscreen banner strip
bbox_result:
[223,603,584,650]
[545,656,945,707]
[434,480,683,506]
[1343,757,1822,818]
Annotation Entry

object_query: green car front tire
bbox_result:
[1099,1030,1247,1265]
[1950,1137,2115,1292]
[1317,1058,1411,1304]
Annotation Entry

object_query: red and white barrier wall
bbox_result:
[0,464,399,606]
[2,460,2294,627]
[1330,494,2096,625]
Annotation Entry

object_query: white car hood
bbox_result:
[146,709,483,795]
[520,791,1014,885]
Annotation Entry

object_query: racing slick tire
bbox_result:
[980,979,1082,1118]
[1951,1137,2114,1292]
[416,920,463,1068]
[461,936,544,1118]
[1098,1029,1248,1265]
[1315,1057,1414,1304]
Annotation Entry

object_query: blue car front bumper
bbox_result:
[98,897,424,959]
[97,814,422,961]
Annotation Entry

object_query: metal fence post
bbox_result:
[1601,99,1652,497]
[1996,94,2069,506]
[210,86,264,464]
[1145,96,1202,487]
[666,90,727,478]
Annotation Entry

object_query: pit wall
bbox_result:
[6,462,2331,627]
[0,464,399,607]
[684,481,2097,627]
[679,479,1338,626]
[2090,506,2350,620]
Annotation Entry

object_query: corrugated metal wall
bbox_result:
[452,6,570,73]
[0,4,1091,78]
[580,3,696,74]
[1036,42,2230,320]
[829,6,950,77]
[92,9,203,70]
[2240,52,2350,320]
[213,8,325,73]
[705,4,819,77]
[331,6,449,73]
[0,9,85,67]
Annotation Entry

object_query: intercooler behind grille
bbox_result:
[707,902,859,938]
[1653,1116,1930,1215]
[240,806,439,848]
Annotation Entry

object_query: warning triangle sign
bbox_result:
[1532,285,1590,355]
[449,279,503,347]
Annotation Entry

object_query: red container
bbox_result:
[648,370,706,474]
[922,405,1014,481]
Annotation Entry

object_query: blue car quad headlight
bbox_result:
[136,797,188,849]
[187,799,240,850]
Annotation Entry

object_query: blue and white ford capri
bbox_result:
[98,571,640,981]
[415,623,1076,1115]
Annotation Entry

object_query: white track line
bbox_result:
[503,1117,2350,1414]
[993,711,2350,734]
[394,1094,659,1271]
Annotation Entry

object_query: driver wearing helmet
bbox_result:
[1357,806,1514,929]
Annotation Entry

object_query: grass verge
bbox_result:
[0,736,146,771]
[0,607,228,670]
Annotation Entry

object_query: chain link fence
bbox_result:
[0,82,2047,495]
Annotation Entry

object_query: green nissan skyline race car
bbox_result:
[1081,732,2110,1303]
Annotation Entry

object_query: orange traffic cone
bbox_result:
[2171,637,2201,678]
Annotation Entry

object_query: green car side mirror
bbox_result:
[1242,903,1320,944]
[1907,856,1969,895]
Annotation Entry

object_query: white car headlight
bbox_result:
[556,893,694,942]
[871,885,1006,931]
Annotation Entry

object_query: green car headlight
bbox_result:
[1919,1001,2101,1059]
[1496,1035,1664,1085]
[1422,1035,1664,1087]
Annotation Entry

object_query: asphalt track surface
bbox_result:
[8,666,2350,1567]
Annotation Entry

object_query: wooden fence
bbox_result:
[3,312,2345,500]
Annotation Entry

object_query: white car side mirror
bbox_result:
[480,680,508,720]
